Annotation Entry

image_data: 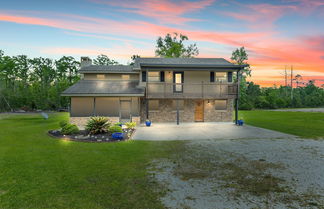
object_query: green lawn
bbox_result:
[239,110,324,138]
[0,113,182,209]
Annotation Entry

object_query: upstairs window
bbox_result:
[148,71,160,82]
[215,72,227,82]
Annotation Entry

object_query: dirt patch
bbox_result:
[149,138,324,209]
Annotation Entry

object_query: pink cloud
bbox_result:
[223,3,297,28]
[91,0,215,24]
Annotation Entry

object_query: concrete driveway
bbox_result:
[132,122,296,140]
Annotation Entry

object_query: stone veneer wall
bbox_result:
[70,116,140,129]
[141,99,233,123]
[204,99,234,122]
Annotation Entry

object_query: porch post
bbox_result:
[176,99,179,125]
[235,69,240,124]
[146,99,149,120]
[93,97,96,116]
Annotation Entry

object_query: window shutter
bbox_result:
[142,71,146,82]
[210,72,215,82]
[160,71,165,82]
[227,72,233,82]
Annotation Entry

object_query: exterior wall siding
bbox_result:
[70,96,140,117]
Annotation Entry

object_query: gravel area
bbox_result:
[149,138,324,209]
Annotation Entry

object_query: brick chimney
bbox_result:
[80,57,92,68]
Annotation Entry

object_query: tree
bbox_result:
[231,47,251,77]
[155,33,199,58]
[55,56,80,84]
[231,47,252,109]
[93,54,118,65]
[130,55,140,65]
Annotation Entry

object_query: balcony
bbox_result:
[146,82,238,99]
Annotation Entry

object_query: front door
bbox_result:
[120,100,131,122]
[195,100,204,122]
[173,72,184,92]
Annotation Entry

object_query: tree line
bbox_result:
[1,33,324,112]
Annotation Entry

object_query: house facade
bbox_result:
[62,57,244,127]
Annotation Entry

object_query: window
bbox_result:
[97,74,105,79]
[215,72,227,82]
[215,100,227,110]
[172,100,184,111]
[149,100,159,111]
[122,74,130,80]
[148,71,160,82]
[142,71,147,82]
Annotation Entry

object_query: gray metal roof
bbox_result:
[61,80,144,96]
[79,65,135,73]
[134,58,239,68]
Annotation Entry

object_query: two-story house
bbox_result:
[62,57,245,127]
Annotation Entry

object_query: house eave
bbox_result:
[61,93,145,97]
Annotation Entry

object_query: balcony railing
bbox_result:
[146,82,238,99]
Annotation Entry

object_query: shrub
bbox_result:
[108,125,123,133]
[115,122,123,127]
[125,122,136,130]
[59,121,68,128]
[61,124,79,135]
[85,116,111,135]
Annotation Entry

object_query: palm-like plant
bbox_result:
[85,117,111,135]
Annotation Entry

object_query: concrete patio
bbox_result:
[132,122,296,141]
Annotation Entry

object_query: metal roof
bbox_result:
[79,65,135,73]
[133,58,243,68]
[61,80,144,96]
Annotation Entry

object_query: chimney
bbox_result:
[80,57,92,68]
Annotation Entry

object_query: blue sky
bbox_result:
[0,0,323,86]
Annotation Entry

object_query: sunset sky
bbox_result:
[0,0,323,86]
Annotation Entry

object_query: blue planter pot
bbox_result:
[238,120,244,126]
[112,132,124,140]
[145,121,151,127]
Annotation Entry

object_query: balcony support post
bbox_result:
[235,69,241,124]
[176,99,179,125]
[146,99,149,120]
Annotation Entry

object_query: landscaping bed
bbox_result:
[48,116,136,142]
[48,128,135,142]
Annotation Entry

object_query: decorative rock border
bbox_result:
[48,129,135,143]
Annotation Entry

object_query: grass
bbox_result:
[0,113,183,209]
[239,110,324,138]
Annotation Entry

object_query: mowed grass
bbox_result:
[239,110,324,138]
[0,113,182,209]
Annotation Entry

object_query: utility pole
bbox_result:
[285,65,288,87]
[290,65,293,100]
[284,65,288,97]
